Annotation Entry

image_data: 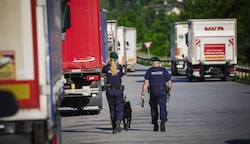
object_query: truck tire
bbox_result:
[171,62,177,76]
[186,64,193,81]
[199,77,205,82]
[222,76,235,81]
[33,121,47,144]
[199,66,205,81]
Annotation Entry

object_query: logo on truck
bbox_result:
[204,26,224,31]
[73,56,95,62]
[0,51,15,80]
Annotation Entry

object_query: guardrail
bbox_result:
[137,56,250,77]
[137,56,172,67]
[235,66,250,78]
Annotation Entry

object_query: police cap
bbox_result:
[151,56,160,62]
[110,52,118,59]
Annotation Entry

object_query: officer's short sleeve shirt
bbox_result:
[102,64,123,85]
[145,67,171,87]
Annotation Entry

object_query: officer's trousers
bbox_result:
[106,89,124,129]
[149,90,168,124]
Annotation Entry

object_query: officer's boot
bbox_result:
[115,120,121,133]
[112,121,117,134]
[153,123,158,131]
[160,121,165,132]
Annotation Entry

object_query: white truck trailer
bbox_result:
[107,20,118,53]
[0,0,63,143]
[117,26,127,74]
[186,19,237,81]
[170,22,188,76]
[125,27,137,72]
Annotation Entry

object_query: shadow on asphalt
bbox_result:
[62,129,111,134]
[225,139,250,144]
[61,127,152,135]
[59,109,99,117]
[97,127,152,132]
[242,91,250,94]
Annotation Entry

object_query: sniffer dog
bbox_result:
[123,97,132,130]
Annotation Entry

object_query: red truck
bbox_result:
[60,0,103,113]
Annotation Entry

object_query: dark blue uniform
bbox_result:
[144,66,171,125]
[102,64,124,132]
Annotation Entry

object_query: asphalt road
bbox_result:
[60,64,250,144]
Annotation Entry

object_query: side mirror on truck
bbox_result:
[0,91,18,117]
[185,33,188,46]
[61,2,71,32]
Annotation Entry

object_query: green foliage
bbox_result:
[182,0,250,65]
[101,0,250,65]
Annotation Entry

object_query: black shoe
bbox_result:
[160,121,165,132]
[113,129,117,134]
[124,123,128,130]
[153,123,158,131]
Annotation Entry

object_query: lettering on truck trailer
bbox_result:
[204,26,224,31]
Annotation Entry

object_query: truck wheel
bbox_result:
[188,76,193,81]
[199,77,205,82]
[199,71,205,81]
[91,110,100,115]
[77,106,83,113]
[186,65,193,81]
[221,77,227,81]
[222,76,234,81]
[171,64,177,76]
[102,86,106,91]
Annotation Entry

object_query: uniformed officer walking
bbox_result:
[102,52,124,134]
[141,56,172,132]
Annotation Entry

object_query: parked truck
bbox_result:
[170,22,188,76]
[107,20,118,53]
[117,26,127,74]
[60,0,102,114]
[125,27,137,72]
[186,19,237,81]
[100,9,108,65]
[100,9,108,90]
[0,0,63,143]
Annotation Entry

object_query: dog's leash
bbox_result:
[126,92,171,108]
[124,93,144,107]
[129,101,144,107]
[131,92,171,107]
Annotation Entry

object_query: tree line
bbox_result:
[100,0,250,65]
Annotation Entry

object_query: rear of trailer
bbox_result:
[170,22,188,76]
[61,0,103,113]
[0,0,63,143]
[186,19,237,81]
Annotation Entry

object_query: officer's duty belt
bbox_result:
[149,86,167,90]
[107,84,121,89]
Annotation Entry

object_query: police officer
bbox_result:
[102,52,124,134]
[141,56,172,132]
